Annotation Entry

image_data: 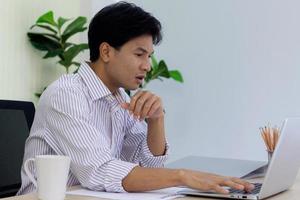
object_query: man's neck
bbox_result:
[88,61,118,94]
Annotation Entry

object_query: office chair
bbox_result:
[0,100,35,197]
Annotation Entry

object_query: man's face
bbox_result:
[106,34,154,91]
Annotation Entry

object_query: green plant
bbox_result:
[27,11,88,97]
[125,55,184,96]
[144,55,183,87]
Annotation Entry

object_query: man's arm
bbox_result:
[146,115,166,156]
[47,87,139,192]
[121,90,167,156]
[123,167,180,191]
[121,90,255,194]
[122,166,255,193]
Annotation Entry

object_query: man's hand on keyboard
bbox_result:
[178,169,255,194]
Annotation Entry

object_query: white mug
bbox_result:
[24,155,71,200]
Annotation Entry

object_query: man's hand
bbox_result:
[178,169,255,194]
[122,167,255,194]
[121,90,164,120]
[121,90,166,155]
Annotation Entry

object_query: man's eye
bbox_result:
[135,54,143,57]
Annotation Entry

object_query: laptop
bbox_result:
[177,118,300,199]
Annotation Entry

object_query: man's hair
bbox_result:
[88,1,162,62]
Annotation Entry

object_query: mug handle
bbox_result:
[24,158,37,188]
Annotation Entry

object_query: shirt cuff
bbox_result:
[103,159,138,192]
[139,138,169,168]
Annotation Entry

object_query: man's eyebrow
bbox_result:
[136,47,154,55]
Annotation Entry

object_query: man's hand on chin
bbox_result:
[121,90,164,121]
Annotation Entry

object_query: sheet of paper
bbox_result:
[67,187,185,200]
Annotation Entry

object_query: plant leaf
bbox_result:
[62,16,87,42]
[169,70,184,82]
[73,67,79,74]
[58,44,88,67]
[151,55,158,71]
[36,11,57,27]
[35,92,42,98]
[27,32,61,51]
[30,24,57,34]
[35,86,47,98]
[58,60,72,68]
[157,77,164,81]
[27,32,60,41]
[63,42,73,50]
[145,68,152,83]
[157,60,170,78]
[58,17,70,29]
[72,62,81,74]
[72,62,81,67]
[145,60,169,83]
[43,49,64,58]
[63,43,88,63]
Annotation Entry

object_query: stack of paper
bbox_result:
[67,187,185,200]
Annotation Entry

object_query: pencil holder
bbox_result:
[267,150,273,165]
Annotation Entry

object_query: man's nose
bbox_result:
[141,59,151,72]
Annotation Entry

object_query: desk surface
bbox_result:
[3,173,300,200]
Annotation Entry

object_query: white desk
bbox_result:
[3,173,300,200]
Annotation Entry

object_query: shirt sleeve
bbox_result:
[44,87,138,192]
[120,114,169,168]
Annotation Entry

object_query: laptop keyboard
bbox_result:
[229,183,262,194]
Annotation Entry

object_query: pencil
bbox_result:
[260,124,280,152]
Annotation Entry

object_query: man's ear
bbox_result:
[99,42,112,63]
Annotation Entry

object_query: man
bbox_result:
[18,1,254,195]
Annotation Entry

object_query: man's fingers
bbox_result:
[129,90,144,112]
[148,100,161,117]
[221,179,244,190]
[132,92,152,118]
[212,185,229,194]
[230,177,255,191]
[125,90,163,120]
[200,181,229,194]
[181,171,236,195]
[140,96,157,119]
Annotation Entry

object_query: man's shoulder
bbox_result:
[41,73,89,102]
[38,74,91,113]
[51,73,84,91]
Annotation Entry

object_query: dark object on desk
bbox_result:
[0,100,35,198]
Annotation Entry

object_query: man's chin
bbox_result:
[124,84,141,91]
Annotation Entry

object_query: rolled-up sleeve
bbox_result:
[120,115,169,168]
[45,87,138,192]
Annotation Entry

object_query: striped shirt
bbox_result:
[17,62,169,195]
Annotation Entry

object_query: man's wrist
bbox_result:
[175,169,186,186]
[146,114,164,124]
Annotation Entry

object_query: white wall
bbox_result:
[122,0,300,162]
[0,0,82,103]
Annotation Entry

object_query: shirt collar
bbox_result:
[78,61,119,101]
